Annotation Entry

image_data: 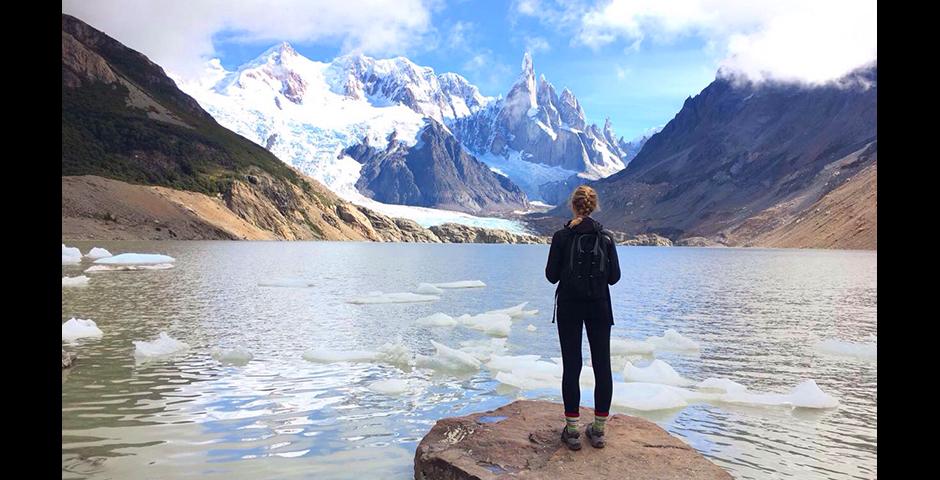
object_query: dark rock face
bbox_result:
[414,399,732,480]
[429,223,547,244]
[545,66,877,246]
[343,121,529,214]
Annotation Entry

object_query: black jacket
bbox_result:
[545,217,621,323]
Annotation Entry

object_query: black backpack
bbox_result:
[561,230,611,301]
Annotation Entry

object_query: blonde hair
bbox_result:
[569,185,598,226]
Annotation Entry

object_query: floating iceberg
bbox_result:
[415,283,444,295]
[697,377,749,394]
[62,318,103,342]
[346,291,439,304]
[623,359,694,386]
[431,280,486,289]
[133,332,189,359]
[85,264,175,272]
[458,338,507,362]
[258,278,314,288]
[62,244,82,264]
[718,380,839,409]
[494,370,557,391]
[814,339,876,362]
[95,253,176,265]
[485,354,543,373]
[302,342,413,368]
[485,302,536,319]
[211,346,253,364]
[611,382,690,411]
[367,378,427,395]
[84,247,113,260]
[610,337,655,355]
[62,275,90,288]
[414,340,481,372]
[645,329,701,352]
[416,312,457,327]
[526,324,537,332]
[457,312,512,337]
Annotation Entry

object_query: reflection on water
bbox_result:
[62,242,876,479]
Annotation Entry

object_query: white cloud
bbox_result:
[448,21,475,50]
[522,0,877,85]
[525,36,551,54]
[62,0,437,80]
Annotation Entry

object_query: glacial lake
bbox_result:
[62,242,877,479]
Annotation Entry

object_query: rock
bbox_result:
[675,236,723,247]
[62,349,76,369]
[430,223,548,244]
[415,400,731,480]
[621,233,673,246]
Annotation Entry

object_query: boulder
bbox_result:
[675,236,724,247]
[415,399,731,480]
[621,233,673,247]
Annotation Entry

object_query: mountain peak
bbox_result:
[520,52,534,80]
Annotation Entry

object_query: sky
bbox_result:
[62,0,876,142]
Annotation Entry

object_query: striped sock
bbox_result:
[565,413,579,433]
[593,412,608,433]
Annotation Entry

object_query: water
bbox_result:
[62,242,877,479]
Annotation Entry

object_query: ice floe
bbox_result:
[367,378,428,395]
[346,291,439,304]
[95,253,176,265]
[85,264,175,273]
[211,346,253,365]
[258,278,314,288]
[623,359,695,387]
[611,382,691,411]
[718,380,839,409]
[414,340,481,372]
[133,332,189,359]
[63,244,82,264]
[415,283,444,295]
[431,280,486,289]
[416,312,457,327]
[697,377,749,394]
[456,312,512,337]
[62,275,90,288]
[526,324,537,332]
[458,338,508,362]
[609,337,656,355]
[645,329,701,352]
[303,342,413,368]
[84,247,113,260]
[485,302,537,319]
[814,339,876,362]
[62,318,103,342]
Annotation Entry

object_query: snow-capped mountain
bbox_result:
[179,43,532,231]
[451,53,631,199]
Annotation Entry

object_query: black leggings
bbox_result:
[556,310,613,415]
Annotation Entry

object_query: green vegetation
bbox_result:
[61,34,307,196]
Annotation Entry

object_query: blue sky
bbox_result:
[63,0,875,142]
[211,3,720,141]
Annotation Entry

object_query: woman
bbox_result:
[545,185,621,450]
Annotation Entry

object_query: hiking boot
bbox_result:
[561,427,582,450]
[585,424,605,448]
